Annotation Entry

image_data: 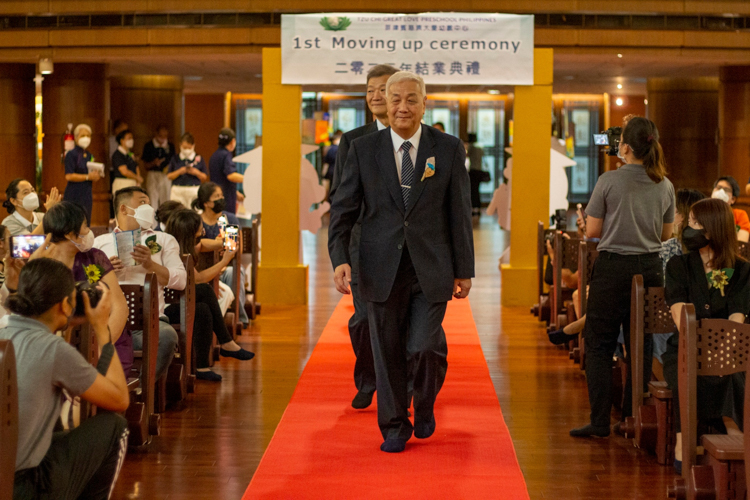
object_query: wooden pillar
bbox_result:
[500,48,553,307]
[257,47,308,305]
[109,75,184,155]
[42,64,108,225]
[647,77,719,193]
[0,64,35,199]
[719,66,750,193]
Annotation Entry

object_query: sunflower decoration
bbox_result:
[707,268,734,297]
[145,235,162,255]
[84,264,104,284]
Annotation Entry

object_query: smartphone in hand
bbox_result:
[224,225,239,252]
[11,235,46,260]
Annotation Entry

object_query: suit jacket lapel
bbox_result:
[689,251,711,307]
[375,130,405,213]
[405,126,435,217]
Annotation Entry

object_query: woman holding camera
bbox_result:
[40,201,132,373]
[164,208,254,382]
[663,198,749,471]
[570,117,675,438]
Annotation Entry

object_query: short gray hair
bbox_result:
[385,71,426,99]
[74,123,92,138]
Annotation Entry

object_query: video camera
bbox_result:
[546,209,568,241]
[592,126,622,157]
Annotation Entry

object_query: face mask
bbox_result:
[180,148,195,160]
[71,230,95,253]
[126,204,155,230]
[20,192,39,212]
[159,222,167,232]
[77,137,91,149]
[616,143,627,161]
[712,189,730,204]
[124,138,134,149]
[682,226,710,252]
[211,198,227,214]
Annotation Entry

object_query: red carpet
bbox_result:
[243,296,529,499]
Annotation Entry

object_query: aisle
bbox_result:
[243,295,529,499]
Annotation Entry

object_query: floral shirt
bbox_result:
[659,237,682,284]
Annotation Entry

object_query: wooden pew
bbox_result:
[550,231,580,333]
[0,340,18,500]
[738,241,749,260]
[571,240,598,367]
[121,272,161,446]
[164,254,196,397]
[226,236,243,339]
[745,358,750,497]
[69,323,98,424]
[241,215,261,321]
[622,275,676,466]
[669,304,748,500]
[531,222,552,322]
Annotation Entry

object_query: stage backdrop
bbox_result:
[281,13,534,86]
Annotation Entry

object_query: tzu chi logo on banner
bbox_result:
[281,13,534,86]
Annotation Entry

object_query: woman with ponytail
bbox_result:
[570,116,676,438]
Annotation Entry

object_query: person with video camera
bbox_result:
[570,116,675,438]
[1,258,130,499]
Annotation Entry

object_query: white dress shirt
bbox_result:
[376,119,387,131]
[94,228,187,315]
[390,125,422,184]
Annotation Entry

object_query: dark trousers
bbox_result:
[350,280,376,395]
[13,412,129,500]
[468,170,483,209]
[583,251,662,427]
[165,283,232,369]
[367,247,448,441]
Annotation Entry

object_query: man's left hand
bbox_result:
[453,278,472,299]
[131,244,154,269]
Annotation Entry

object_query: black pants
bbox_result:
[13,412,129,500]
[468,170,483,209]
[348,222,376,395]
[165,283,232,369]
[583,251,662,427]
[367,247,448,441]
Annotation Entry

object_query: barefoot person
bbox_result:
[328,71,474,453]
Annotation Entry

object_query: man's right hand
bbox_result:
[83,284,112,342]
[334,264,352,295]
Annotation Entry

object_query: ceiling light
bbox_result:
[38,57,53,75]
[617,53,623,58]
[487,89,500,95]
[617,84,622,89]
[615,97,624,106]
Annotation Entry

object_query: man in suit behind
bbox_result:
[329,71,475,453]
[329,64,399,410]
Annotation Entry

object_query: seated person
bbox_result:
[712,175,750,242]
[164,209,255,381]
[38,202,131,373]
[155,200,185,232]
[93,186,181,381]
[192,182,250,326]
[1,258,130,499]
[2,178,61,236]
[663,198,750,471]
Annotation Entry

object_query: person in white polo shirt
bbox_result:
[93,186,183,380]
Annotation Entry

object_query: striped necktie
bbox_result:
[400,141,414,208]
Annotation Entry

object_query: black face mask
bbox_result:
[682,226,710,252]
[211,198,226,214]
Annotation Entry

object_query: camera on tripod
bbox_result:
[545,209,568,242]
[593,126,622,157]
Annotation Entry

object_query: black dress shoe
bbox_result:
[220,348,255,361]
[196,370,222,382]
[380,438,407,453]
[414,415,436,439]
[570,424,610,438]
[351,391,374,409]
[548,329,576,346]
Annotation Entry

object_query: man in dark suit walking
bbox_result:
[329,64,399,410]
[329,71,474,453]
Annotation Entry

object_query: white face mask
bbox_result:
[616,143,627,161]
[77,136,91,149]
[21,192,39,212]
[180,148,195,160]
[124,138,134,149]
[126,204,155,230]
[712,189,731,204]
[71,230,95,253]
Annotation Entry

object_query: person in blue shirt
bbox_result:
[208,128,244,215]
[64,123,101,224]
[192,182,249,326]
[167,132,208,209]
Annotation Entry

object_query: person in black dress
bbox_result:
[64,123,101,223]
[663,198,750,470]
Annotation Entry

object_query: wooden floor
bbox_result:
[114,216,674,500]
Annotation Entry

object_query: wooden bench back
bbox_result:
[241,215,260,297]
[69,324,98,422]
[739,241,750,260]
[678,304,750,479]
[164,255,195,380]
[577,240,599,317]
[0,340,17,500]
[551,232,582,320]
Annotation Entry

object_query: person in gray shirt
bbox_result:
[1,257,130,499]
[570,117,675,438]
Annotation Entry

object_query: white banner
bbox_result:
[281,13,534,86]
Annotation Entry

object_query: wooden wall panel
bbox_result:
[0,64,35,202]
[647,77,719,194]
[719,66,750,196]
[41,63,109,225]
[184,94,225,160]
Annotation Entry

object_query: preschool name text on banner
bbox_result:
[280,13,534,86]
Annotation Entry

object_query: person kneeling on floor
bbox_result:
[2,258,130,499]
